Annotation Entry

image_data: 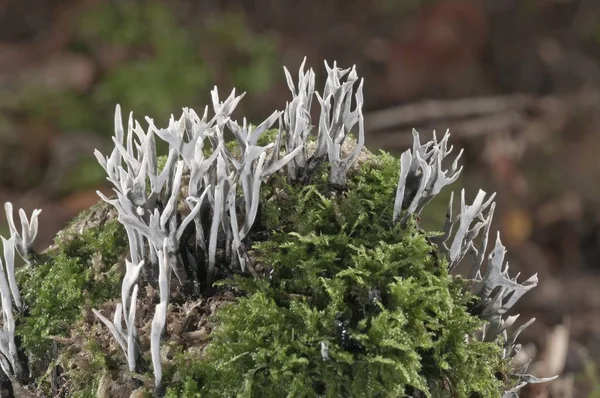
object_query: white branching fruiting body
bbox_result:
[392,129,463,225]
[4,202,42,267]
[282,59,365,186]
[0,205,40,383]
[0,237,21,379]
[0,59,554,396]
[393,131,557,396]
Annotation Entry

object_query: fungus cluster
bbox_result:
[0,59,555,396]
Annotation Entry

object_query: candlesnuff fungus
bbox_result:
[0,206,39,385]
[0,59,557,397]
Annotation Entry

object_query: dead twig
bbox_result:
[364,94,535,132]
[367,111,526,151]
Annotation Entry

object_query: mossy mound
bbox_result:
[15,146,509,397]
[165,150,507,397]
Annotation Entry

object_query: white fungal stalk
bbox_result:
[4,202,42,265]
[151,239,171,391]
[0,237,22,380]
[0,203,38,384]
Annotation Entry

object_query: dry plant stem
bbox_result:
[365,94,535,132]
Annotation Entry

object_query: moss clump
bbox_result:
[16,206,127,369]
[165,151,507,397]
[10,144,512,396]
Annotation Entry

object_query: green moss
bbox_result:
[157,154,169,173]
[17,219,126,362]
[255,128,281,147]
[223,128,281,157]
[166,151,507,397]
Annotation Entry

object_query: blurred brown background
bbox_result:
[0,0,599,396]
